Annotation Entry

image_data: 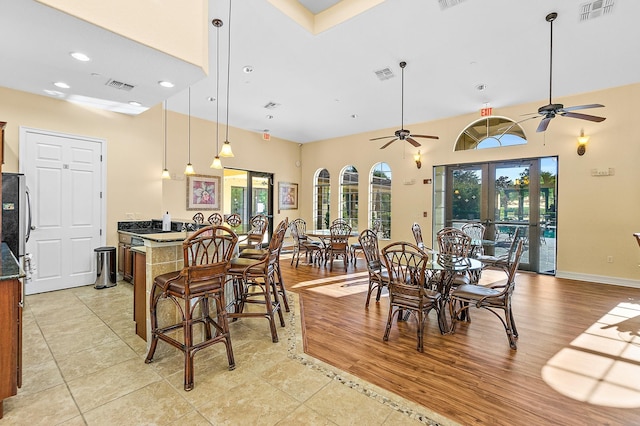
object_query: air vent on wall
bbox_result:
[263,102,280,109]
[438,0,466,11]
[105,79,135,91]
[374,67,394,81]
[579,0,614,21]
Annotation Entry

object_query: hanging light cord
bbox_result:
[188,86,191,163]
[163,100,167,168]
[216,20,220,152]
[225,0,232,141]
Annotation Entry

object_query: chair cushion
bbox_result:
[154,270,224,297]
[239,248,268,259]
[228,257,262,274]
[452,284,501,299]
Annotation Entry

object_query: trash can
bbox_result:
[94,246,117,289]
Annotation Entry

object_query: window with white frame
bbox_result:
[313,168,331,230]
[370,162,391,238]
[339,165,358,229]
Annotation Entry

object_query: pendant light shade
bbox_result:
[210,155,222,169]
[210,18,224,169]
[219,0,234,158]
[184,87,196,175]
[161,100,171,179]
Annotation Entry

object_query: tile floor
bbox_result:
[2,281,452,425]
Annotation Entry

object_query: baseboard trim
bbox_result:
[555,271,640,289]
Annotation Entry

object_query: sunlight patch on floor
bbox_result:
[542,300,640,408]
[291,272,371,298]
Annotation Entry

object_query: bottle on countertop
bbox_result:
[162,211,171,231]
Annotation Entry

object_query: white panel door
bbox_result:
[22,129,104,294]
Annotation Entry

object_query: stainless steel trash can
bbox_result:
[94,246,117,289]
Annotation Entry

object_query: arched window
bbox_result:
[369,162,391,239]
[313,168,330,230]
[455,116,527,151]
[339,165,358,229]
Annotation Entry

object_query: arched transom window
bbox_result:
[455,116,527,151]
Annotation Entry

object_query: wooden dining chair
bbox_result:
[359,229,390,307]
[326,221,352,271]
[477,226,525,277]
[449,240,524,349]
[461,222,486,256]
[351,219,383,265]
[436,227,473,287]
[145,225,238,391]
[289,218,323,266]
[381,241,441,352]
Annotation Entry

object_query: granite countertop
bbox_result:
[0,242,26,281]
[118,229,189,243]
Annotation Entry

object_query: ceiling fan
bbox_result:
[531,12,606,132]
[370,61,439,149]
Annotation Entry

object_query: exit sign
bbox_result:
[480,107,493,116]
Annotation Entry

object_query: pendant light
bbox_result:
[184,87,195,175]
[219,0,234,158]
[210,18,223,170]
[161,100,171,179]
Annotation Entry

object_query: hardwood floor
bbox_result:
[281,254,640,425]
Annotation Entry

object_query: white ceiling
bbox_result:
[1,0,638,143]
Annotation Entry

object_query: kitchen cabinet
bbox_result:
[0,244,23,419]
[132,248,146,341]
[118,233,134,282]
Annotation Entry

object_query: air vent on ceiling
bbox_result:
[579,0,614,21]
[438,0,466,11]
[374,68,394,81]
[263,102,279,109]
[105,79,135,91]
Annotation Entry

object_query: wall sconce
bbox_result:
[414,150,422,169]
[577,129,589,156]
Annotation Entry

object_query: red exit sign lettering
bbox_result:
[480,107,493,116]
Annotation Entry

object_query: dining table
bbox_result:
[423,252,483,333]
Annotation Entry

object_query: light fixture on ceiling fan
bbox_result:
[529,12,606,132]
[370,61,439,149]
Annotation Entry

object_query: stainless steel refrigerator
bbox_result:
[2,173,32,274]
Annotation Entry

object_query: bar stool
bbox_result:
[227,219,288,342]
[144,225,238,391]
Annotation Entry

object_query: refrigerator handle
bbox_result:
[26,186,33,242]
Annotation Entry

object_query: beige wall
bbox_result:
[300,83,640,285]
[1,82,638,286]
[0,86,300,250]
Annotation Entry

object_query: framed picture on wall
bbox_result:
[278,182,298,210]
[186,174,221,210]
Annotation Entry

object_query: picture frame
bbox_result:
[186,174,221,211]
[278,181,298,210]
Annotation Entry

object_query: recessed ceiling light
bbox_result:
[476,83,487,91]
[43,89,65,97]
[128,101,142,107]
[54,82,70,89]
[242,66,254,73]
[158,81,174,88]
[70,52,90,62]
[266,115,273,119]
[351,114,358,119]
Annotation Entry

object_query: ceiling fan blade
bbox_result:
[537,117,553,132]
[411,134,439,140]
[560,103,604,112]
[380,138,398,149]
[561,111,606,122]
[406,137,421,147]
[370,135,395,141]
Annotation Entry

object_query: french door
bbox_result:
[434,157,557,274]
[223,169,273,242]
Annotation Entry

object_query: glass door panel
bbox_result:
[223,169,273,241]
[450,166,483,229]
